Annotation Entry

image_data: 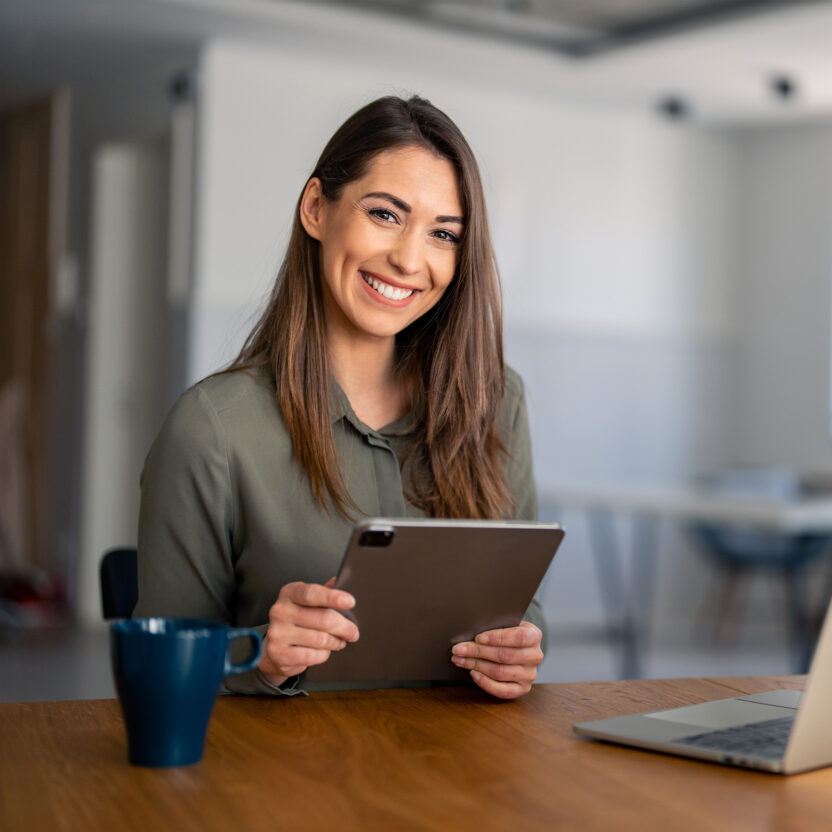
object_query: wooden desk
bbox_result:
[2,676,829,831]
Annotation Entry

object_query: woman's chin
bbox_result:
[348,310,415,341]
[358,324,407,341]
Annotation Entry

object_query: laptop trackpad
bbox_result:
[643,699,787,729]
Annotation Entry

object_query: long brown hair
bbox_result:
[228,95,511,519]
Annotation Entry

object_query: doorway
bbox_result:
[0,93,68,578]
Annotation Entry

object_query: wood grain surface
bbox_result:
[1,676,828,832]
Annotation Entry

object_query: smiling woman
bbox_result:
[134,96,545,700]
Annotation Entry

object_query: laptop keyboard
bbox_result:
[673,716,794,759]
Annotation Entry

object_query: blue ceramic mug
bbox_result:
[110,618,263,767]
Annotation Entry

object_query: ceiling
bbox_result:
[310,0,813,57]
[1,0,832,124]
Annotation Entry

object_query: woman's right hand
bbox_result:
[258,579,359,686]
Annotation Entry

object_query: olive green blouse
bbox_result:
[134,365,543,695]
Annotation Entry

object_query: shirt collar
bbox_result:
[329,378,415,438]
[329,379,352,425]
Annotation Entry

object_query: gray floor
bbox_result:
[0,618,794,704]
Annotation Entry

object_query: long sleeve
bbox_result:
[134,384,295,695]
[135,385,236,622]
[502,370,547,647]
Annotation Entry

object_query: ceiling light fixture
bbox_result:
[770,74,797,101]
[657,95,691,121]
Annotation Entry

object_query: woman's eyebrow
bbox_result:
[363,191,411,212]
[363,191,464,225]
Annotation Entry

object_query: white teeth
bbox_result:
[362,273,413,301]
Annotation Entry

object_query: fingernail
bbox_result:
[476,633,490,645]
[452,656,471,668]
[351,630,360,643]
[452,644,468,656]
[471,670,482,682]
[342,594,356,609]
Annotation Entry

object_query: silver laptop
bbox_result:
[574,597,832,774]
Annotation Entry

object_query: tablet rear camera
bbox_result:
[359,529,394,547]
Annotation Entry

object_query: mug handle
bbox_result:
[224,628,264,676]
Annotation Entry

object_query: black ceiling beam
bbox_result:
[563,0,826,58]
[309,0,826,60]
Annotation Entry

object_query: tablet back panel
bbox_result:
[305,519,563,683]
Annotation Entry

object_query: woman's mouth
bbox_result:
[360,272,417,304]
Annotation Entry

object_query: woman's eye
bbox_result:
[433,229,460,244]
[369,208,397,224]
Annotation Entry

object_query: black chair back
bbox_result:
[99,547,138,619]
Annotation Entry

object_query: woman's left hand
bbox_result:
[451,621,543,700]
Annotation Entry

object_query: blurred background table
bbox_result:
[1,676,828,832]
[543,473,832,679]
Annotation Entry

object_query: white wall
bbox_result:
[78,143,169,623]
[732,121,832,470]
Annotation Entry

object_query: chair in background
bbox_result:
[688,468,832,671]
[99,547,138,619]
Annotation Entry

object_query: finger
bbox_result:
[470,670,532,700]
[266,643,332,673]
[474,622,541,650]
[451,655,537,685]
[452,642,543,667]
[290,606,360,643]
[287,625,347,653]
[282,581,355,611]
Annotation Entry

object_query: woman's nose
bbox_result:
[388,229,423,275]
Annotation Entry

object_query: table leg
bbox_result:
[784,566,813,673]
[587,509,661,680]
[631,513,659,651]
[588,509,639,679]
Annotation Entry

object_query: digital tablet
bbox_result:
[305,518,564,684]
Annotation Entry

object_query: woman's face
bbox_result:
[300,145,463,343]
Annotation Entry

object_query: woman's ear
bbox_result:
[299,177,325,241]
